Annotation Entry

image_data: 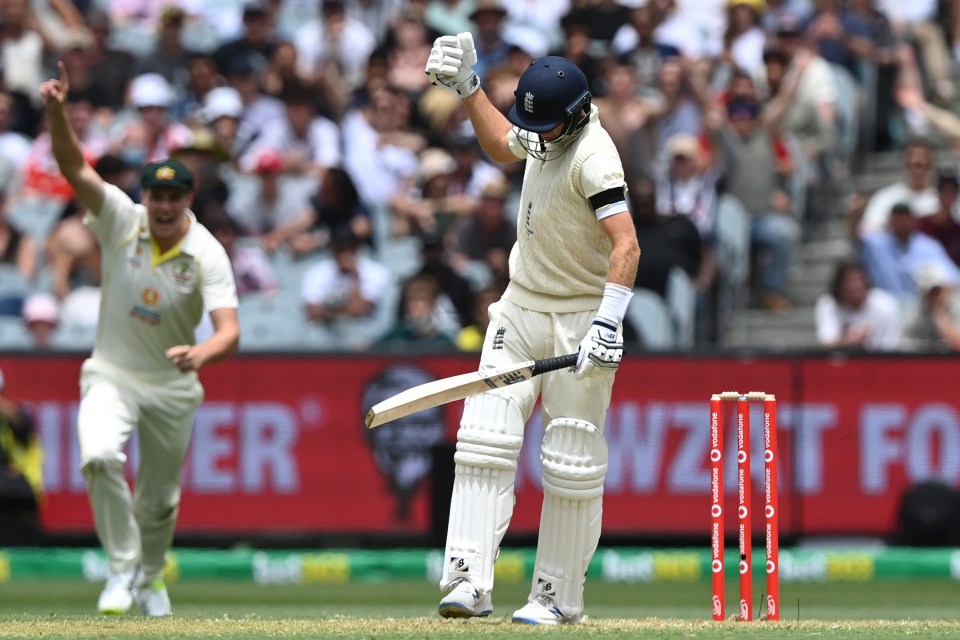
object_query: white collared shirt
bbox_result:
[84,185,238,373]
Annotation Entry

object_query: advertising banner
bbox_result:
[2,354,956,538]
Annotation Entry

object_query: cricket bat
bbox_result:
[365,353,578,429]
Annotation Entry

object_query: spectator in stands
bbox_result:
[403,231,475,332]
[200,87,259,170]
[610,3,671,94]
[723,0,767,75]
[425,0,475,38]
[446,133,505,199]
[263,165,372,256]
[342,85,423,213]
[593,61,649,168]
[0,367,43,546]
[722,94,801,310]
[293,0,376,90]
[815,260,902,351]
[761,16,837,175]
[762,0,813,33]
[114,74,192,165]
[844,0,898,150]
[452,180,516,269]
[632,178,703,299]
[180,53,222,123]
[376,273,457,349]
[0,91,32,171]
[134,7,192,95]
[301,230,391,325]
[636,56,709,171]
[456,286,503,352]
[394,147,476,239]
[213,0,279,78]
[22,292,59,349]
[857,139,938,235]
[21,93,109,206]
[0,0,50,106]
[651,133,718,294]
[262,40,302,101]
[901,262,960,351]
[547,19,597,93]
[859,202,960,302]
[877,0,954,104]
[225,55,287,151]
[386,8,436,97]
[468,0,511,82]
[82,9,137,111]
[0,187,37,282]
[916,169,960,267]
[262,80,342,180]
[45,198,100,300]
[206,213,278,297]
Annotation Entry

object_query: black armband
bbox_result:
[589,187,625,211]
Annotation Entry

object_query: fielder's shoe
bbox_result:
[512,594,580,625]
[438,578,493,618]
[133,575,172,617]
[97,568,136,615]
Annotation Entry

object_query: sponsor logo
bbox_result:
[767,594,777,618]
[130,305,161,325]
[492,327,506,350]
[524,201,533,237]
[449,557,468,574]
[712,595,723,618]
[499,371,526,386]
[142,288,160,306]
[536,577,555,596]
[523,91,534,114]
[739,600,750,620]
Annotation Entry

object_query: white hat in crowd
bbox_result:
[22,292,60,327]
[202,87,244,123]
[129,73,175,109]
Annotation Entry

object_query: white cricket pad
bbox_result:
[529,418,607,620]
[442,392,524,594]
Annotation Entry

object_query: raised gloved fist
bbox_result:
[424,32,480,99]
[575,319,623,380]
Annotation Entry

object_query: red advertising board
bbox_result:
[2,354,957,538]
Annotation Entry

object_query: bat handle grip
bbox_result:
[532,353,578,376]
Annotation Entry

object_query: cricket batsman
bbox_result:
[39,63,240,616]
[425,33,640,624]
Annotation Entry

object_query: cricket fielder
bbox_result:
[40,63,240,616]
[425,35,640,624]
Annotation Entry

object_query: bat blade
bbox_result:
[364,353,577,429]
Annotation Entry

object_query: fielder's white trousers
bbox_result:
[77,357,203,582]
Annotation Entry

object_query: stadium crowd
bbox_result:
[1,0,960,352]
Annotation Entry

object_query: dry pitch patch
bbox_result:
[1,617,959,639]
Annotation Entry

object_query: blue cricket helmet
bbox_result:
[507,56,591,134]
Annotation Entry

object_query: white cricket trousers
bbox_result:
[481,298,616,426]
[77,357,203,582]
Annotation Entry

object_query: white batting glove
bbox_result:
[575,319,623,380]
[424,32,480,99]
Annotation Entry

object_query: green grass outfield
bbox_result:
[1,579,959,639]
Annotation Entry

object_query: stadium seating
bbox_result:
[625,289,674,350]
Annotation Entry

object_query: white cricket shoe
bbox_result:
[512,595,580,625]
[438,578,493,618]
[97,568,136,615]
[133,576,172,617]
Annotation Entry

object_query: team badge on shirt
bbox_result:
[142,288,159,305]
[172,260,196,293]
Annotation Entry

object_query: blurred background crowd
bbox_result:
[1,0,960,353]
